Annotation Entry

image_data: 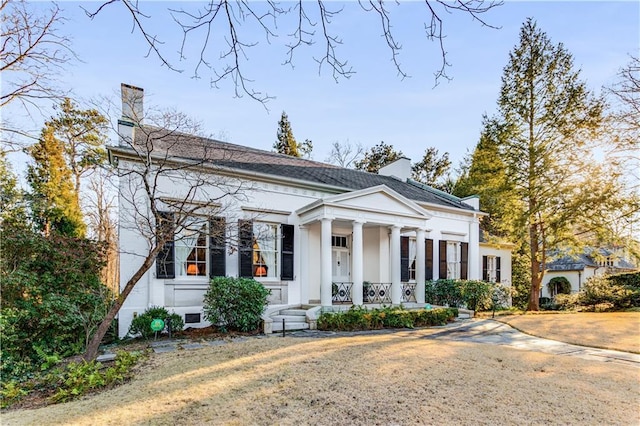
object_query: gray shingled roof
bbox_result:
[546,253,598,271]
[122,125,476,211]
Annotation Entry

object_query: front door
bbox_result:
[332,248,350,283]
[331,235,351,303]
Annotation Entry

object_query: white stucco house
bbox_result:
[110,84,511,336]
[543,248,638,297]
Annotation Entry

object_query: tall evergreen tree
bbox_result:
[492,18,631,311]
[27,125,85,237]
[46,98,109,198]
[274,111,301,157]
[354,141,403,173]
[411,147,451,190]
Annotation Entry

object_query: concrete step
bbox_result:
[272,315,307,322]
[458,313,471,319]
[279,309,308,316]
[271,321,310,332]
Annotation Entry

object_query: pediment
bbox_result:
[297,185,432,219]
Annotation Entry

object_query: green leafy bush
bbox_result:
[127,306,184,339]
[49,350,142,403]
[0,229,113,381]
[1,350,143,408]
[317,306,458,331]
[577,275,638,311]
[203,277,270,332]
[425,279,500,311]
[425,279,463,307]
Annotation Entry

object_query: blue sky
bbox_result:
[5,1,639,171]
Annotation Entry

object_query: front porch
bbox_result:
[296,185,444,307]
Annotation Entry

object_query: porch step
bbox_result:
[279,309,308,316]
[272,321,310,332]
[272,315,307,323]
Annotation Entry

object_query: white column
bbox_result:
[320,218,333,307]
[390,225,401,305]
[433,237,440,280]
[299,225,309,304]
[468,215,480,280]
[351,221,364,306]
[416,228,426,304]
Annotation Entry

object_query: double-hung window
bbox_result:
[439,240,468,280]
[155,213,226,280]
[239,219,295,281]
[175,217,208,277]
[446,242,460,279]
[252,222,279,279]
[482,255,501,283]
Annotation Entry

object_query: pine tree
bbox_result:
[274,111,301,157]
[47,98,109,197]
[411,147,451,190]
[27,125,85,237]
[493,18,622,311]
[354,142,403,173]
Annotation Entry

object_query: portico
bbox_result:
[296,185,434,307]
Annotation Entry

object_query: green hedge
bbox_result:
[317,306,458,331]
[425,279,503,311]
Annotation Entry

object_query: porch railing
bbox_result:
[363,282,392,304]
[401,282,417,303]
[332,282,353,304]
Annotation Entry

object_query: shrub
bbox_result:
[317,307,458,331]
[460,280,493,311]
[577,275,638,311]
[49,350,142,403]
[127,306,184,339]
[425,279,463,307]
[203,277,270,332]
[0,228,113,380]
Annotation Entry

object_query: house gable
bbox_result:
[297,185,432,228]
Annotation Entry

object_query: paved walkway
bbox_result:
[111,319,640,369]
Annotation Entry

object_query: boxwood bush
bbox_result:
[127,306,184,339]
[203,277,270,332]
[317,306,458,331]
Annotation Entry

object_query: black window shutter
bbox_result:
[156,212,175,279]
[496,257,501,283]
[209,217,226,278]
[281,224,294,281]
[482,256,488,282]
[425,239,433,280]
[400,236,409,282]
[439,240,447,279]
[460,242,469,280]
[238,220,253,278]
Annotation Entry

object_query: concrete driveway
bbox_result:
[421,319,640,368]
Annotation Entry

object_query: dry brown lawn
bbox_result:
[3,328,639,426]
[493,312,640,353]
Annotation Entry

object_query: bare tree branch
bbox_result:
[1,0,74,145]
[85,0,501,104]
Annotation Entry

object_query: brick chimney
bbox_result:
[118,83,144,146]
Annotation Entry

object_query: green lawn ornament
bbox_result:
[425,304,432,310]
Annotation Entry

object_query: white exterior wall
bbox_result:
[479,244,513,287]
[542,266,602,297]
[117,156,498,336]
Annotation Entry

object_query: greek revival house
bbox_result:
[110,84,511,336]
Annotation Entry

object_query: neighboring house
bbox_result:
[110,85,512,337]
[543,248,638,297]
